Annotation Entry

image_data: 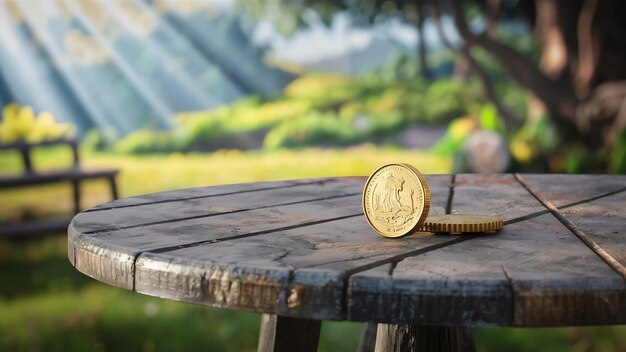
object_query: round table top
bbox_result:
[68,174,626,327]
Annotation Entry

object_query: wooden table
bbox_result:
[68,174,626,351]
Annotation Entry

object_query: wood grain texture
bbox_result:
[74,178,361,234]
[425,174,453,215]
[348,174,626,326]
[516,174,626,281]
[519,174,626,208]
[559,191,626,267]
[71,193,363,291]
[374,325,472,352]
[134,201,459,318]
[68,174,626,327]
[453,174,545,221]
[132,176,452,320]
[86,178,329,211]
[257,314,321,352]
[68,178,366,266]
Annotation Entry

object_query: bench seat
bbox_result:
[0,166,119,188]
[0,138,119,237]
[0,218,71,238]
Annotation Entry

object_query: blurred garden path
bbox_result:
[387,124,447,149]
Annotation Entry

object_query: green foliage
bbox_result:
[113,129,181,154]
[609,130,626,173]
[106,72,499,153]
[494,31,541,63]
[498,82,530,120]
[479,104,504,132]
[81,128,119,152]
[431,116,479,155]
[264,112,355,149]
[423,79,482,122]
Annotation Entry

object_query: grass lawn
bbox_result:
[0,145,449,221]
[1,147,625,351]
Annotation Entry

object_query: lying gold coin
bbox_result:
[420,214,504,234]
[363,163,430,238]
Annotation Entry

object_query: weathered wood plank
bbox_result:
[87,178,333,211]
[559,191,626,269]
[504,214,626,326]
[132,176,454,319]
[424,174,452,215]
[257,314,321,352]
[71,175,449,293]
[71,193,363,291]
[136,254,290,309]
[351,213,626,326]
[133,218,462,319]
[73,236,136,289]
[349,174,626,326]
[519,174,626,208]
[73,178,362,234]
[349,247,512,325]
[453,174,545,221]
[348,174,538,325]
[517,174,626,280]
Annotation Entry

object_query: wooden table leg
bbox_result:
[358,322,378,352]
[374,324,475,352]
[257,314,321,352]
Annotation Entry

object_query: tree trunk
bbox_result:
[415,0,432,79]
[449,1,581,135]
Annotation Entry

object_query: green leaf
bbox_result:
[478,104,503,132]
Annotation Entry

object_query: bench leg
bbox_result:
[257,314,321,352]
[71,180,81,214]
[108,176,119,200]
[374,324,475,352]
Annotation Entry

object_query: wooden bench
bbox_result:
[0,139,119,237]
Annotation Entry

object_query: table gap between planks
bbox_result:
[68,174,626,352]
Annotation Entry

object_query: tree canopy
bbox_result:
[240,0,626,157]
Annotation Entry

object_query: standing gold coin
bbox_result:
[420,214,504,234]
[363,163,430,238]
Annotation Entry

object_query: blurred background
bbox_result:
[0,0,625,351]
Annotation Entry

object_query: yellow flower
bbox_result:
[14,106,35,138]
[510,139,533,163]
[449,117,478,142]
[2,102,20,122]
[0,123,18,143]
[37,111,56,125]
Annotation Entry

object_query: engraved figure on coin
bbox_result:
[381,174,403,212]
[373,173,415,228]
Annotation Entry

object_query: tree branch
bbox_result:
[415,0,432,79]
[449,0,580,125]
[429,0,521,130]
[575,0,599,98]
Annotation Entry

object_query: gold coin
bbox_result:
[420,214,504,234]
[362,163,430,238]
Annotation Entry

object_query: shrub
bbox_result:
[113,129,180,154]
